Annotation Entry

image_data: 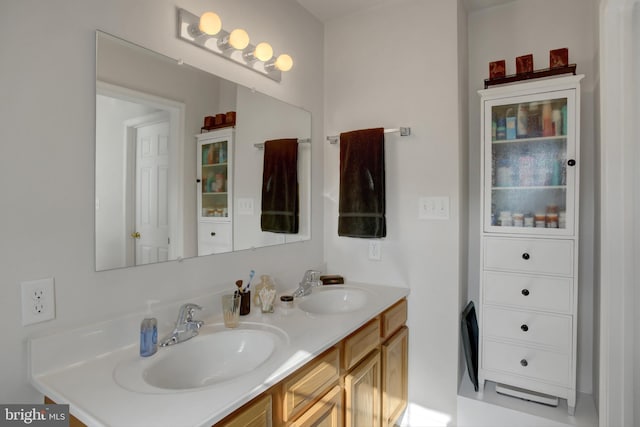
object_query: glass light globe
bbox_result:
[229,29,250,50]
[275,54,293,72]
[198,12,222,36]
[254,42,273,62]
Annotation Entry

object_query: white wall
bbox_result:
[466,0,599,395]
[0,0,324,404]
[324,0,465,421]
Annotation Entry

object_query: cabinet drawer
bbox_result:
[219,394,272,427]
[484,237,573,276]
[290,385,342,427]
[198,222,232,254]
[483,271,573,313]
[483,307,571,352]
[343,319,380,371]
[282,347,340,422]
[381,299,407,340]
[483,340,570,386]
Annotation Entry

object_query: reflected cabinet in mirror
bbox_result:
[95,32,311,271]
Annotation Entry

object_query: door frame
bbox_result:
[96,80,185,265]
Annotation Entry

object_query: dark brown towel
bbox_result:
[338,128,386,238]
[261,139,299,234]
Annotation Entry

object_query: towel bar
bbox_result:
[326,127,411,144]
[254,138,311,149]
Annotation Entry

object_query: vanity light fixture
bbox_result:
[178,8,292,82]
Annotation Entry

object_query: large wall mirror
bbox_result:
[95,32,311,271]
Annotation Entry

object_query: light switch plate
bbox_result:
[419,196,450,220]
[21,277,56,325]
[237,198,254,215]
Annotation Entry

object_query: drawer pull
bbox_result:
[520,324,529,332]
[522,252,530,260]
[520,359,528,367]
[210,232,216,236]
[521,289,530,296]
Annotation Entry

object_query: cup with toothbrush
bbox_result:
[238,270,255,315]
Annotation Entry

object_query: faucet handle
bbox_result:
[178,303,202,323]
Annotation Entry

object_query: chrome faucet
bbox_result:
[292,270,322,298]
[160,303,204,347]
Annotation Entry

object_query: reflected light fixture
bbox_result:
[178,8,292,82]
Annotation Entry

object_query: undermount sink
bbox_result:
[297,287,368,315]
[114,324,288,393]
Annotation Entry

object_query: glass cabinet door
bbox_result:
[483,89,577,236]
[199,138,230,220]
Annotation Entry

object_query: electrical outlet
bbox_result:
[21,277,55,325]
[368,241,382,261]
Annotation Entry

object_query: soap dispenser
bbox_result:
[140,301,158,357]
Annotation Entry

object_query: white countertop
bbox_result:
[29,282,408,427]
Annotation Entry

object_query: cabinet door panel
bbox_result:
[344,350,381,427]
[382,327,408,427]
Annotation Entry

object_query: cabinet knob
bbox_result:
[196,179,201,183]
[522,252,530,260]
[210,232,216,237]
[521,324,529,332]
[567,159,576,166]
[521,289,530,296]
[520,359,528,367]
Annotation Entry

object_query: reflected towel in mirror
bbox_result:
[261,139,299,233]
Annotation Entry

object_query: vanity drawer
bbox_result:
[483,340,570,386]
[483,271,573,313]
[282,346,340,422]
[381,299,407,340]
[483,307,571,352]
[484,237,574,276]
[343,318,381,371]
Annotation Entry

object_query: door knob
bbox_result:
[131,232,141,239]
